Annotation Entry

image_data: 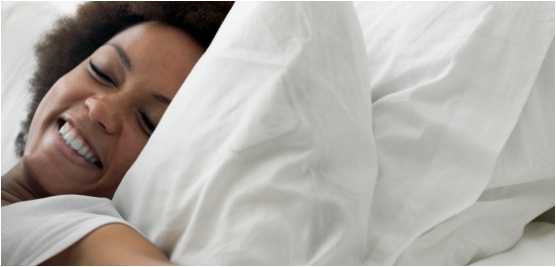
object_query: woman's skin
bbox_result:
[2,21,204,205]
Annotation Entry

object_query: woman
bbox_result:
[2,2,232,265]
[2,1,232,203]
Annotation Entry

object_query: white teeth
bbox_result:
[78,146,88,156]
[70,138,83,151]
[60,123,70,135]
[64,131,76,143]
[58,122,99,166]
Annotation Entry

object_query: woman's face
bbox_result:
[22,22,204,198]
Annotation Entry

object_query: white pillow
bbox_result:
[354,2,555,265]
[113,2,377,265]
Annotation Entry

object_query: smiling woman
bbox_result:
[1,2,231,203]
[1,2,232,265]
[2,22,204,200]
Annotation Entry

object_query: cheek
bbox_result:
[110,132,148,174]
[25,84,67,152]
[99,133,147,196]
[94,129,153,199]
[28,67,94,135]
[29,70,89,131]
[48,70,92,105]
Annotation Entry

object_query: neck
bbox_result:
[2,161,48,206]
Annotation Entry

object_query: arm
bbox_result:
[41,223,173,266]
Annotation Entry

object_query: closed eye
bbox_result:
[89,60,115,86]
[139,111,156,135]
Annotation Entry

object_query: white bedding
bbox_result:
[355,2,554,264]
[1,1,554,266]
[115,2,377,264]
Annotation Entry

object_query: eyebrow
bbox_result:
[107,43,132,71]
[152,93,171,106]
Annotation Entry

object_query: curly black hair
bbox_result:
[15,1,233,157]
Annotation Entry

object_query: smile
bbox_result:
[58,121,101,168]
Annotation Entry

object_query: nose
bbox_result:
[84,94,123,134]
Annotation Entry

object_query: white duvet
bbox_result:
[1,1,554,266]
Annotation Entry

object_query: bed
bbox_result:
[1,1,554,265]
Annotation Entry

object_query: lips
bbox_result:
[58,120,102,168]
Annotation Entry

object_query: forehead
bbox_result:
[108,21,201,60]
[112,22,183,42]
[102,21,204,87]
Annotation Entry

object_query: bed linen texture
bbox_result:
[1,1,554,266]
[113,2,377,265]
[1,195,130,266]
[355,2,555,265]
